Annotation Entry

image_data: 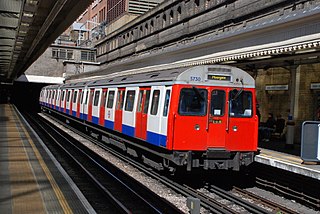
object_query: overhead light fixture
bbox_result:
[21,22,30,27]
[23,12,34,18]
[27,0,39,5]
[295,49,317,54]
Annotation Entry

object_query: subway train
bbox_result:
[39,65,258,172]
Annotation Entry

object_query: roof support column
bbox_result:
[286,64,299,148]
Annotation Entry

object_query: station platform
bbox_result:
[0,104,95,213]
[256,139,320,180]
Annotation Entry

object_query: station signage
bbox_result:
[265,85,288,91]
[310,83,320,90]
[207,74,231,81]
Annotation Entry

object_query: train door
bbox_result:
[91,89,101,124]
[226,89,258,151]
[69,90,74,116]
[61,90,66,112]
[82,89,89,120]
[122,87,139,137]
[207,88,227,148]
[135,87,151,140]
[72,90,78,117]
[105,88,116,129]
[87,89,94,122]
[64,90,68,113]
[147,86,171,147]
[159,87,172,147]
[172,86,208,150]
[99,89,108,126]
[76,89,82,118]
[114,88,125,132]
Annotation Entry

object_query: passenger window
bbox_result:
[101,90,108,107]
[94,91,100,106]
[73,91,78,103]
[116,90,125,110]
[211,90,225,116]
[107,91,115,108]
[163,90,171,117]
[151,90,160,115]
[143,90,151,114]
[85,91,89,104]
[125,90,135,111]
[67,91,71,102]
[229,90,253,117]
[178,88,207,116]
[62,91,65,101]
[137,90,144,112]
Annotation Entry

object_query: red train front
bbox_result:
[40,65,258,172]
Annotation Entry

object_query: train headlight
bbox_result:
[194,124,200,130]
[232,125,238,132]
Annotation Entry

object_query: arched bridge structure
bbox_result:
[69,0,320,80]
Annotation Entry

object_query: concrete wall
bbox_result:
[256,63,320,141]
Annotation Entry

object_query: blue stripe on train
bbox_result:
[72,110,76,117]
[147,131,167,147]
[92,116,99,124]
[105,120,114,130]
[122,124,135,137]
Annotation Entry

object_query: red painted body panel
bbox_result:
[99,89,107,126]
[76,89,81,118]
[88,89,94,122]
[135,88,150,140]
[114,88,125,132]
[69,90,73,116]
[64,90,67,113]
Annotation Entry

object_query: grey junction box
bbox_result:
[301,121,320,162]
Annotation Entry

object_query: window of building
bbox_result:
[107,91,115,108]
[94,90,100,106]
[52,48,73,59]
[125,90,135,111]
[81,50,96,62]
[177,6,182,21]
[151,90,160,115]
[170,10,174,24]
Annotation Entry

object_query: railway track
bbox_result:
[37,111,311,214]
[24,112,182,213]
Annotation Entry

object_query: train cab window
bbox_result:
[116,90,125,110]
[163,90,171,117]
[151,90,160,115]
[229,90,253,117]
[211,90,225,116]
[125,90,135,111]
[73,91,78,103]
[94,91,101,106]
[178,88,207,116]
[107,91,115,108]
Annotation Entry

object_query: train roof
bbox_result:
[86,65,255,88]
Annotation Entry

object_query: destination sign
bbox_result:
[207,74,231,81]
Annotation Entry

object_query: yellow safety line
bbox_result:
[12,106,73,213]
